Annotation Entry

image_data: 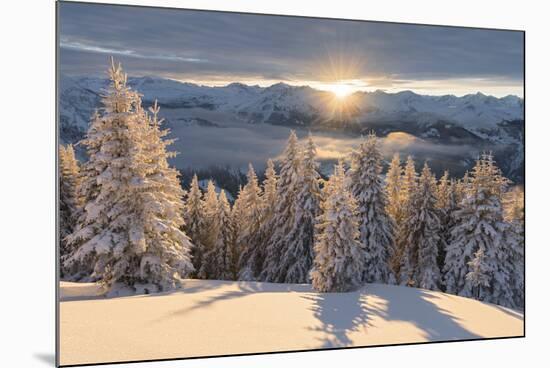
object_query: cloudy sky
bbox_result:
[58,2,524,97]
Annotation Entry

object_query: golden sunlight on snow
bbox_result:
[59,280,523,366]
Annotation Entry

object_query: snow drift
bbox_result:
[59,280,523,366]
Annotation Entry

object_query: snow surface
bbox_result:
[59,280,523,366]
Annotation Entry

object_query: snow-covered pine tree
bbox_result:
[448,179,461,214]
[203,180,219,223]
[201,190,234,280]
[202,180,219,247]
[435,171,452,270]
[400,156,418,213]
[261,159,278,216]
[236,164,264,280]
[466,248,491,300]
[436,171,452,211]
[401,155,416,191]
[261,131,303,283]
[439,178,463,291]
[279,132,321,283]
[485,156,510,199]
[237,160,278,281]
[454,170,470,204]
[259,159,279,244]
[443,172,475,296]
[443,154,513,306]
[184,174,206,275]
[400,162,441,290]
[483,155,516,308]
[310,161,365,292]
[503,186,524,308]
[395,155,417,284]
[230,185,246,279]
[198,180,220,279]
[348,133,395,284]
[443,173,470,280]
[504,186,525,223]
[65,59,193,290]
[76,110,102,208]
[385,153,404,279]
[63,110,106,280]
[385,153,403,226]
[138,99,194,285]
[59,144,81,276]
[118,98,196,285]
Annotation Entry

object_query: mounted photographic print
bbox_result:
[56,1,525,366]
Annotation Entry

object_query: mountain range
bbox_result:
[58,76,524,183]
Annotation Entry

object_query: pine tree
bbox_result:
[504,186,525,223]
[401,156,418,208]
[435,171,452,270]
[385,153,404,279]
[198,180,220,279]
[237,160,278,280]
[443,174,476,296]
[184,174,205,275]
[64,111,107,280]
[311,161,365,292]
[65,59,193,290]
[76,110,103,208]
[385,153,403,226]
[59,144,81,276]
[455,170,470,203]
[139,99,194,285]
[281,132,321,283]
[443,154,513,306]
[203,180,220,247]
[503,186,524,308]
[202,190,234,280]
[230,186,246,279]
[262,159,279,215]
[237,164,264,280]
[261,131,303,283]
[466,248,491,300]
[484,154,515,308]
[348,133,395,284]
[400,163,441,290]
[436,171,452,211]
[395,155,417,283]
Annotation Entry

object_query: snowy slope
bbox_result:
[59,280,523,366]
[356,90,523,129]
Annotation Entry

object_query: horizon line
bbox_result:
[60,73,524,100]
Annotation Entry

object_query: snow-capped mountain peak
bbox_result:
[58,75,524,181]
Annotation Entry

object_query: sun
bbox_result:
[328,83,354,99]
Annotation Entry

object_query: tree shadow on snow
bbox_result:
[302,290,370,348]
[133,279,230,299]
[364,284,482,341]
[60,279,231,302]
[304,284,482,348]
[155,281,314,321]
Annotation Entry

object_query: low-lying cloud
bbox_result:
[165,111,477,174]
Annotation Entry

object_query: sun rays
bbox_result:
[324,82,355,99]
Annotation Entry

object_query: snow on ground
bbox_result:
[59,280,523,366]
